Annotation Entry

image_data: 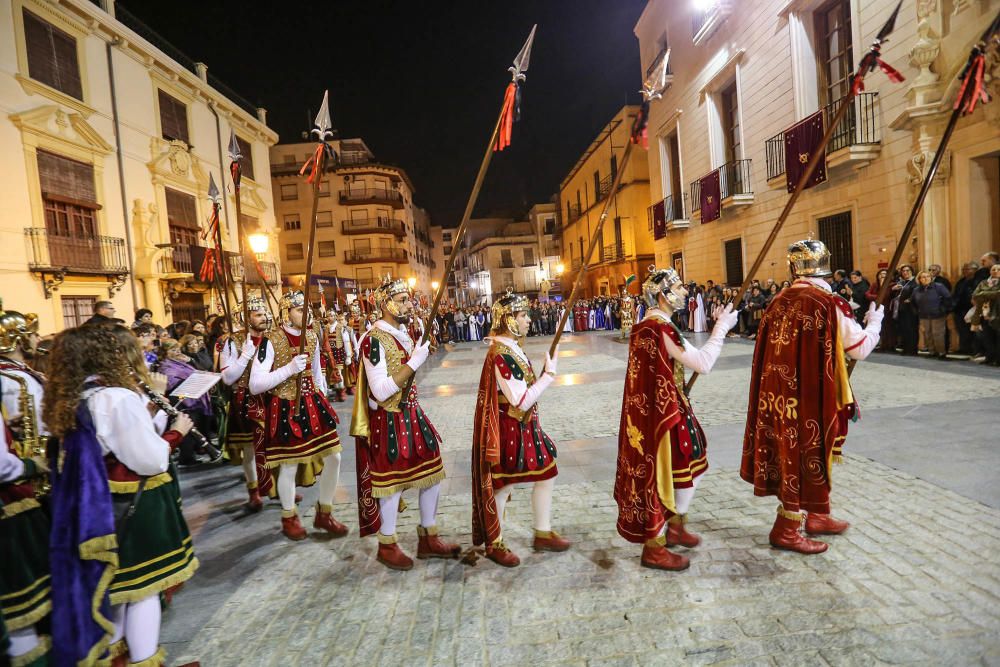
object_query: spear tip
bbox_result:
[311,90,334,142]
[207,173,220,201]
[509,24,537,81]
[227,129,242,163]
[875,0,902,43]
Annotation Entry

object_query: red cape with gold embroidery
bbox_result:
[613,316,682,544]
[740,283,856,514]
[471,344,502,546]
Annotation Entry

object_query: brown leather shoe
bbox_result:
[805,513,850,535]
[246,486,263,512]
[313,504,348,537]
[533,529,571,552]
[769,509,828,554]
[485,541,521,567]
[665,517,700,548]
[281,512,307,541]
[640,542,690,571]
[376,536,414,571]
[416,525,460,559]
[346,386,355,396]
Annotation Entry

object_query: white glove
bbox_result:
[711,303,739,335]
[406,340,431,371]
[240,335,256,360]
[286,354,308,375]
[864,302,884,327]
[543,347,559,375]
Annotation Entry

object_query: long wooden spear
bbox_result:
[848,10,1000,376]
[227,129,251,331]
[204,174,234,334]
[548,48,673,355]
[294,91,334,410]
[398,25,537,405]
[684,1,905,395]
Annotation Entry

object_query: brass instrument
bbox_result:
[0,370,49,495]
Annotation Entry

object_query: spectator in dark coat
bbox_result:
[912,270,952,358]
[893,265,919,355]
[953,262,979,354]
[847,271,870,324]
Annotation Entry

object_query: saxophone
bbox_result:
[0,370,49,496]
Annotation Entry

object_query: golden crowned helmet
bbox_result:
[372,276,409,319]
[0,301,39,355]
[238,295,272,329]
[788,239,832,278]
[278,290,306,324]
[641,265,684,309]
[490,288,530,337]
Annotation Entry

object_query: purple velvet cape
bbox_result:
[49,399,117,665]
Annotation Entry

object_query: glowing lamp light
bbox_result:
[248,233,269,254]
[556,263,565,275]
[431,281,440,291]
[693,0,717,10]
[407,276,417,288]
[469,281,478,290]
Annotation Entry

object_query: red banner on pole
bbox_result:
[784,110,827,194]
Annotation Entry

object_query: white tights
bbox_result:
[277,451,341,511]
[110,594,161,662]
[7,626,39,659]
[493,478,555,538]
[377,482,441,536]
[241,444,257,486]
[656,475,704,536]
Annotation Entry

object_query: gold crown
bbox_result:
[641,265,681,307]
[241,295,268,312]
[788,239,832,277]
[279,290,305,311]
[372,275,409,308]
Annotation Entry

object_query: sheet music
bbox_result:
[169,371,222,400]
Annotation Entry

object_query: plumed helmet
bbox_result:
[641,265,682,308]
[0,302,39,355]
[372,275,410,319]
[490,288,530,337]
[788,239,832,278]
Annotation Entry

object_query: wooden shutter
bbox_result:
[158,90,190,143]
[724,238,744,286]
[37,150,97,206]
[818,211,854,272]
[165,188,199,229]
[23,9,83,100]
[236,136,255,181]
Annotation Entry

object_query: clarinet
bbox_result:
[135,376,220,460]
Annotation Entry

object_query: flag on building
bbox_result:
[784,110,827,194]
[652,199,667,239]
[700,170,721,223]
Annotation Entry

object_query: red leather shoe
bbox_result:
[377,538,414,571]
[805,513,850,535]
[665,519,700,548]
[769,512,828,554]
[533,530,571,552]
[246,486,263,512]
[281,513,307,541]
[313,506,348,537]
[416,526,460,559]
[346,386,355,396]
[485,541,521,567]
[640,543,690,571]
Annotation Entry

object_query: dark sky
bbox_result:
[117,0,646,227]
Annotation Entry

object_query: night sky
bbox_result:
[116,0,646,227]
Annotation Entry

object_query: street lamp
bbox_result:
[555,262,565,275]
[431,281,440,291]
[407,276,417,289]
[248,233,269,255]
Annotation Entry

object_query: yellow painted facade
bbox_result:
[635,0,1000,287]
[557,106,653,298]
[1,0,279,332]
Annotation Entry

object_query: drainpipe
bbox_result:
[106,38,139,310]
[199,64,233,235]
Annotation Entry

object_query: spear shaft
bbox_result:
[549,141,635,357]
[231,168,251,331]
[294,147,328,409]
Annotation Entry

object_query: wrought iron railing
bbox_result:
[601,243,626,263]
[765,92,881,180]
[566,203,582,223]
[341,218,405,236]
[596,173,614,201]
[25,228,128,274]
[229,256,279,285]
[720,159,753,199]
[338,188,403,206]
[344,248,407,263]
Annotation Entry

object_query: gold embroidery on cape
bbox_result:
[625,415,644,454]
[267,328,317,401]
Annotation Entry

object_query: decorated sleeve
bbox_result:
[493,353,551,411]
[248,337,287,395]
[839,304,880,361]
[362,335,400,403]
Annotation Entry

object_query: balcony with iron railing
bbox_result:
[566,203,582,224]
[765,92,882,181]
[341,217,406,237]
[595,173,614,202]
[647,193,691,233]
[344,248,408,264]
[25,228,128,275]
[600,242,626,264]
[229,255,280,285]
[690,159,754,216]
[338,188,404,208]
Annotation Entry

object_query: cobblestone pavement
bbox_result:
[165,331,1000,666]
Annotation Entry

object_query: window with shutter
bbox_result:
[235,136,255,181]
[817,211,854,272]
[22,9,83,101]
[165,188,199,229]
[287,243,304,260]
[280,183,298,200]
[316,211,332,228]
[36,151,101,266]
[318,241,336,257]
[157,90,190,144]
[724,238,744,286]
